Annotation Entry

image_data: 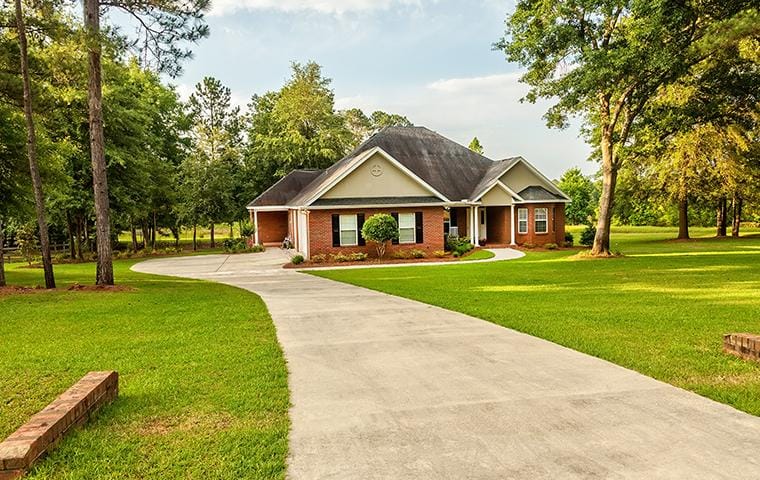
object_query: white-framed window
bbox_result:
[398,213,416,244]
[518,208,528,234]
[339,214,358,246]
[535,208,548,234]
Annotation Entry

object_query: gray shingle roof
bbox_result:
[248,169,323,207]
[247,127,569,209]
[518,186,566,201]
[311,196,443,207]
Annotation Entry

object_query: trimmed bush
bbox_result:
[545,243,558,250]
[432,250,447,258]
[564,232,574,246]
[311,254,328,264]
[580,224,596,246]
[291,254,304,265]
[361,214,399,258]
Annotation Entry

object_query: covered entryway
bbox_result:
[249,208,289,246]
[485,206,511,245]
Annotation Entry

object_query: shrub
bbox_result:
[291,254,304,265]
[447,235,474,257]
[346,252,368,261]
[250,244,265,253]
[16,223,38,266]
[240,221,255,238]
[409,249,426,258]
[545,243,558,250]
[311,253,328,264]
[564,232,574,246]
[452,251,460,258]
[392,250,410,259]
[580,224,596,246]
[523,243,536,249]
[361,214,398,258]
[432,250,447,258]
[332,253,350,263]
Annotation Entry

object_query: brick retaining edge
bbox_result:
[0,371,118,480]
[723,333,760,363]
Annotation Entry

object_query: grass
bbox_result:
[312,226,760,416]
[460,249,495,261]
[0,260,289,479]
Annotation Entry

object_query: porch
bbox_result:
[447,206,516,247]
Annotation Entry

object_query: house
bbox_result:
[247,127,570,258]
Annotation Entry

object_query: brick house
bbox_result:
[247,127,570,259]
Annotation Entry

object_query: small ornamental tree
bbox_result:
[361,214,398,258]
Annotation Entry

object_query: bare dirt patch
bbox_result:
[0,285,44,296]
[66,283,135,292]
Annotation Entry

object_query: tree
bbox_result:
[498,1,760,255]
[369,111,412,130]
[361,214,398,258]
[14,0,55,288]
[557,168,598,225]
[468,137,484,154]
[82,0,209,285]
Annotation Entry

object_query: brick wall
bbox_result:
[485,207,510,245]
[513,203,566,246]
[308,207,445,258]
[0,371,118,480]
[256,211,289,245]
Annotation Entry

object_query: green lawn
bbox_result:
[312,226,760,416]
[1,260,289,479]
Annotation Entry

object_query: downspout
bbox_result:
[510,204,516,245]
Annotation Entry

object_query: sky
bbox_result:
[154,0,595,179]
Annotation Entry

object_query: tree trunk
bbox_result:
[591,133,617,256]
[67,213,76,259]
[716,197,727,237]
[15,0,55,289]
[210,222,215,248]
[732,194,742,238]
[677,196,689,240]
[130,223,138,251]
[151,210,157,249]
[192,224,197,251]
[84,0,113,285]
[229,223,234,239]
[141,219,149,249]
[0,218,6,287]
[171,226,179,247]
[84,217,91,252]
[76,216,84,260]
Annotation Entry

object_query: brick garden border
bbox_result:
[724,333,760,363]
[0,371,118,480]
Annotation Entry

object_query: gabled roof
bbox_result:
[246,126,571,209]
[248,169,323,207]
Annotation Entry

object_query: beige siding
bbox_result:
[500,162,556,195]
[480,184,513,205]
[321,152,432,199]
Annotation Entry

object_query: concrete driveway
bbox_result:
[133,251,760,479]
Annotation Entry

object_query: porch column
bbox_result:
[473,206,480,246]
[510,204,516,245]
[253,209,259,245]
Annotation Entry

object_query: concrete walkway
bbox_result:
[133,251,760,479]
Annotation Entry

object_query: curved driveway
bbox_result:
[133,250,760,479]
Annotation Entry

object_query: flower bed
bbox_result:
[284,248,490,269]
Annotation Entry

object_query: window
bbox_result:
[398,213,416,244]
[535,208,548,234]
[518,208,528,234]
[339,214,358,246]
[443,209,450,235]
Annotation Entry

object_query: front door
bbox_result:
[479,207,487,242]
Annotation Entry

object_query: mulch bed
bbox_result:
[283,250,487,269]
[0,283,134,296]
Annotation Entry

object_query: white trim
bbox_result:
[534,207,549,234]
[308,202,448,210]
[247,205,290,212]
[253,210,259,245]
[500,157,571,201]
[517,208,528,234]
[512,199,571,204]
[510,204,516,245]
[303,147,451,206]
[472,179,524,203]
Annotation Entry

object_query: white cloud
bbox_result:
[210,0,424,16]
[336,72,594,178]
